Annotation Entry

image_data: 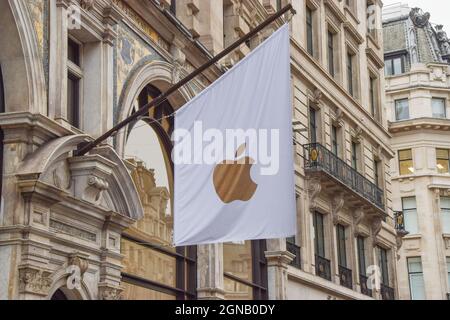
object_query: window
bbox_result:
[441,197,450,234]
[313,211,325,258]
[385,55,405,76]
[408,257,426,300]
[121,85,195,300]
[306,7,314,56]
[67,38,82,128]
[402,197,418,234]
[357,236,367,276]
[432,98,446,118]
[378,247,389,286]
[224,241,268,300]
[447,257,450,289]
[327,31,335,77]
[395,99,410,121]
[437,149,450,174]
[331,125,338,155]
[370,76,378,118]
[347,52,354,96]
[309,107,317,143]
[374,159,382,188]
[352,141,359,170]
[336,225,347,267]
[399,149,414,176]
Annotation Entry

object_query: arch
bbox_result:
[48,268,93,300]
[0,0,46,114]
[115,60,196,157]
[18,135,144,220]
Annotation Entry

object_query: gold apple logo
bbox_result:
[213,143,258,204]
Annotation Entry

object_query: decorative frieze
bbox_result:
[19,265,53,296]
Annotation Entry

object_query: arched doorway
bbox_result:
[120,84,196,300]
[51,289,68,301]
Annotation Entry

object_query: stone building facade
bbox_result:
[0,0,398,300]
[383,4,450,300]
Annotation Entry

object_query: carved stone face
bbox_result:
[409,8,430,28]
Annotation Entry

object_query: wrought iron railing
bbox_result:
[380,284,395,300]
[303,143,385,210]
[315,255,332,281]
[359,275,373,297]
[286,240,301,269]
[339,266,353,290]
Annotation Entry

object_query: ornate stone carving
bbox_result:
[81,0,96,10]
[68,253,89,276]
[436,25,450,55]
[312,89,323,105]
[52,160,71,191]
[353,208,365,228]
[409,8,430,28]
[19,266,53,296]
[98,285,123,300]
[331,193,344,225]
[84,176,109,203]
[308,178,322,212]
[371,217,383,244]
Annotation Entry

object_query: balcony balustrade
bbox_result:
[359,275,373,297]
[303,143,386,214]
[339,265,353,289]
[315,255,331,281]
[380,283,395,300]
[286,240,302,269]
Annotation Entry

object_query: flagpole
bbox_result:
[74,4,296,157]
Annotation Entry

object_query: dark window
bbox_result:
[357,236,367,275]
[374,159,381,188]
[67,73,80,128]
[378,247,389,286]
[68,38,80,66]
[306,7,314,56]
[336,225,347,267]
[331,125,338,155]
[309,107,317,143]
[370,77,377,117]
[328,31,335,77]
[352,141,359,170]
[385,55,405,76]
[313,212,325,258]
[347,52,354,96]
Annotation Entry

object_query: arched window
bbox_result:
[121,85,196,300]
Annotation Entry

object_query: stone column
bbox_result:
[197,244,225,300]
[265,239,294,300]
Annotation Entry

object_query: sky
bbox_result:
[383,0,450,31]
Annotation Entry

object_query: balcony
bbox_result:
[303,143,386,215]
[395,211,410,237]
[359,275,373,297]
[315,255,331,281]
[339,266,353,290]
[381,284,395,300]
[286,239,301,269]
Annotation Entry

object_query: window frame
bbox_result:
[306,6,314,56]
[407,257,426,300]
[436,148,450,174]
[313,211,326,258]
[67,37,83,129]
[336,224,348,268]
[347,51,354,96]
[327,30,335,77]
[357,236,367,276]
[395,98,410,121]
[309,106,318,144]
[398,149,414,176]
[378,247,390,286]
[441,197,450,234]
[432,98,446,119]
[402,197,419,235]
[384,54,406,76]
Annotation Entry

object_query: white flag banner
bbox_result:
[173,24,295,246]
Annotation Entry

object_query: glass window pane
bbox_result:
[409,274,426,300]
[399,160,414,175]
[121,239,176,287]
[224,277,253,300]
[432,98,446,118]
[395,99,410,121]
[385,59,393,76]
[437,149,450,160]
[393,57,403,75]
[399,149,412,161]
[441,197,450,209]
[442,197,450,233]
[122,282,176,300]
[404,210,419,234]
[437,159,450,174]
[408,257,423,273]
[223,242,253,283]
[402,197,417,210]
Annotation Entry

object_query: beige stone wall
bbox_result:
[386,62,450,300]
